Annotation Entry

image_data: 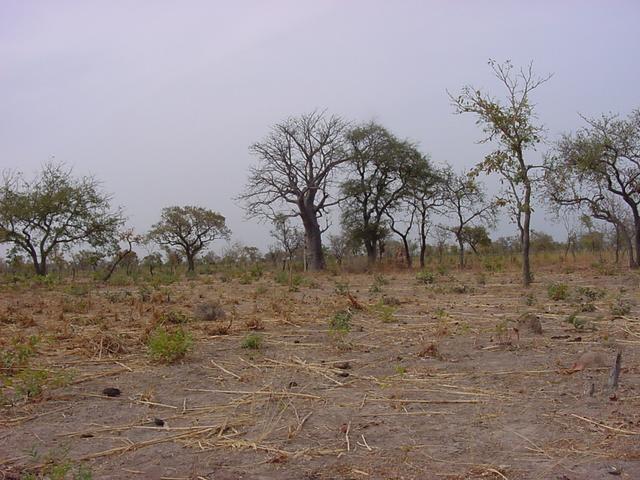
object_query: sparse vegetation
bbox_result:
[329,309,352,333]
[547,282,569,301]
[193,301,225,321]
[241,333,263,349]
[416,270,435,285]
[147,327,193,363]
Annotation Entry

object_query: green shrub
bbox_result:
[147,327,192,363]
[329,310,352,333]
[149,271,179,287]
[65,284,92,297]
[564,312,587,330]
[0,335,39,374]
[575,286,605,301]
[523,293,536,306]
[416,270,435,285]
[372,300,396,323]
[369,274,388,293]
[611,297,632,317]
[547,282,569,301]
[274,271,302,289]
[241,333,263,349]
[483,257,504,272]
[238,272,254,285]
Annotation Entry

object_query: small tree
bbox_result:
[141,252,163,276]
[328,233,350,266]
[441,169,496,268]
[147,206,230,272]
[450,60,551,285]
[0,163,122,276]
[270,214,304,271]
[103,228,142,281]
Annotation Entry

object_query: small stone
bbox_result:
[607,465,622,475]
[153,418,165,427]
[102,387,121,397]
[334,362,351,370]
[572,351,608,371]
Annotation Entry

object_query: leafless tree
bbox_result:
[239,111,350,271]
[270,214,304,271]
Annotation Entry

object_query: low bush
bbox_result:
[147,327,192,363]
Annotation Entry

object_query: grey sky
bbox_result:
[2,0,639,252]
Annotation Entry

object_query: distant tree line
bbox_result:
[2,60,639,285]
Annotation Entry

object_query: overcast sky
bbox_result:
[2,0,639,252]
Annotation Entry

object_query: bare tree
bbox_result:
[450,60,551,286]
[441,169,496,268]
[328,233,349,266]
[239,111,350,271]
[270,214,304,271]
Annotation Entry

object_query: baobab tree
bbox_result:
[239,111,350,271]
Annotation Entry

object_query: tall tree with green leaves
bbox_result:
[450,60,551,286]
[147,206,230,272]
[404,159,444,268]
[0,162,122,275]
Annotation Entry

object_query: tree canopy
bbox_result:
[0,162,122,275]
[147,206,231,272]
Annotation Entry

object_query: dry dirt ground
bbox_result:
[1,264,640,479]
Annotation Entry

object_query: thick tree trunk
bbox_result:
[633,219,640,269]
[35,260,47,276]
[419,242,426,269]
[401,236,412,268]
[30,250,46,276]
[419,222,427,268]
[186,253,195,272]
[614,224,621,264]
[364,240,377,265]
[457,236,465,269]
[299,205,325,271]
[306,226,325,271]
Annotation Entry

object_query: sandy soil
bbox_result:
[1,266,639,479]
